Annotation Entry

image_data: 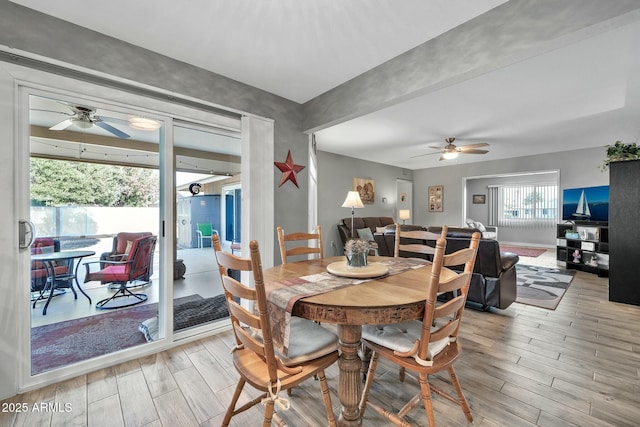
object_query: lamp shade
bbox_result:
[399,210,411,220]
[342,191,364,209]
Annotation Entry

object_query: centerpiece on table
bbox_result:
[345,238,370,268]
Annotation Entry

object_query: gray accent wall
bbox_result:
[317,151,411,255]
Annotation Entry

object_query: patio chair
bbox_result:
[359,231,480,426]
[85,235,157,309]
[100,231,152,287]
[212,235,338,426]
[196,223,219,248]
[31,237,70,293]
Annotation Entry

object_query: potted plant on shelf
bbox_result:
[600,141,640,171]
[345,239,370,268]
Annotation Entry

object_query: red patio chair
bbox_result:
[84,235,157,309]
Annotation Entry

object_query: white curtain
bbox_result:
[493,183,557,229]
[488,186,499,226]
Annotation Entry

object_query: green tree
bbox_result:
[30,158,158,207]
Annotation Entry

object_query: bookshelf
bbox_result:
[556,222,608,277]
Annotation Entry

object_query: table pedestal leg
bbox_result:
[337,324,363,426]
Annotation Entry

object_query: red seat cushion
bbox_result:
[92,265,128,282]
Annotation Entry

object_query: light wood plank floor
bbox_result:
[3,269,640,426]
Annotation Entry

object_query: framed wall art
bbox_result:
[473,194,486,204]
[428,185,443,212]
[353,178,375,204]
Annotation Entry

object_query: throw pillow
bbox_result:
[357,228,375,242]
[474,221,487,232]
[375,226,386,234]
[465,218,475,228]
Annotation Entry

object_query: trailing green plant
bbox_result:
[600,141,640,171]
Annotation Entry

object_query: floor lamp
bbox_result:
[342,191,364,238]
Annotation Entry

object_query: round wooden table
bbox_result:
[263,256,455,426]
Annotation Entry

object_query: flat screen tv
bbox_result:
[562,185,609,223]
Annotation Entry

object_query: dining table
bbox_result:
[31,250,95,315]
[262,255,456,427]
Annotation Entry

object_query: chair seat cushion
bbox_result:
[275,317,338,366]
[362,321,450,363]
[88,264,128,282]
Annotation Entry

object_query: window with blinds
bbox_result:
[498,184,558,227]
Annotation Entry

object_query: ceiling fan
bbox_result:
[47,104,130,139]
[413,137,489,160]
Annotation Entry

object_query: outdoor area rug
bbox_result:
[501,245,548,258]
[31,294,224,374]
[515,264,576,310]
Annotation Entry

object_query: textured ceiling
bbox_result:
[9,0,640,169]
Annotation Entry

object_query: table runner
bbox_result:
[266,257,429,355]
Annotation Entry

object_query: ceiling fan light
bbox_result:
[129,117,161,130]
[71,117,93,130]
[442,151,459,160]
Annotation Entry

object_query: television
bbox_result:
[562,185,609,223]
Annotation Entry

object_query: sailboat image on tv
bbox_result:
[572,190,591,219]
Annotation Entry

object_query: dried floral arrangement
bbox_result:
[345,239,370,255]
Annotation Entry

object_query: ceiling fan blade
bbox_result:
[95,120,130,139]
[458,142,489,150]
[31,108,74,116]
[410,151,441,159]
[460,149,489,154]
[428,146,444,150]
[50,119,73,131]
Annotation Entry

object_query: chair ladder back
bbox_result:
[213,235,280,381]
[442,247,477,270]
[277,225,323,264]
[437,272,473,295]
[416,236,447,362]
[128,236,156,280]
[433,232,480,346]
[395,224,447,258]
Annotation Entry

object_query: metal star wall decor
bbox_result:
[274,150,305,188]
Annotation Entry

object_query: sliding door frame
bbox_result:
[8,60,273,394]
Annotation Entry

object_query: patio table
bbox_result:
[31,250,95,315]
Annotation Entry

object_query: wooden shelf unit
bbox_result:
[556,222,609,277]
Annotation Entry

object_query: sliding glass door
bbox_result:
[172,121,241,334]
[28,91,162,374]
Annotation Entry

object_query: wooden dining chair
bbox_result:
[277,224,323,264]
[359,231,480,426]
[212,235,339,427]
[392,224,448,382]
[394,223,446,260]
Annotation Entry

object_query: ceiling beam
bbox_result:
[30,125,241,164]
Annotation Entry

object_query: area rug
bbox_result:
[31,294,226,375]
[501,245,548,258]
[515,264,576,310]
